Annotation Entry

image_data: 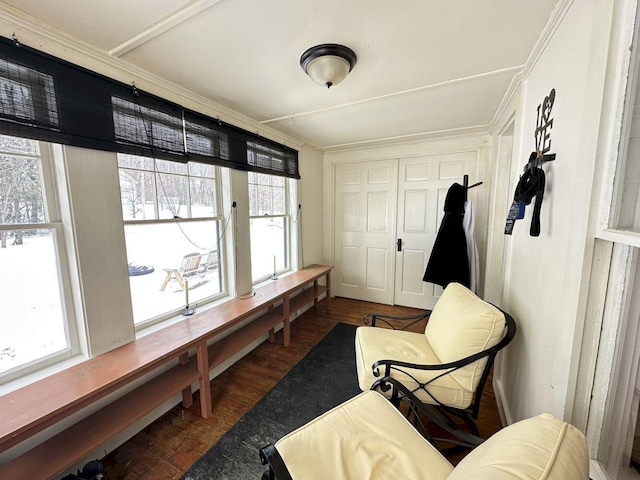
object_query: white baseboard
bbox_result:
[492,375,512,426]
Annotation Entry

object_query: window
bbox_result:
[118,154,224,326]
[249,172,289,282]
[0,135,74,377]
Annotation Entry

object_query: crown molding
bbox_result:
[0,3,304,148]
[488,0,575,136]
[521,0,576,79]
[488,71,523,135]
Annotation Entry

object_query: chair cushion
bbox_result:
[447,413,589,480]
[275,390,454,480]
[425,283,506,391]
[355,326,472,408]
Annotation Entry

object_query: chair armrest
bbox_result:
[372,347,493,378]
[371,313,516,379]
[363,310,431,330]
[260,444,293,480]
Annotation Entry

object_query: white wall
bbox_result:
[491,0,614,423]
[297,145,325,266]
[57,146,136,356]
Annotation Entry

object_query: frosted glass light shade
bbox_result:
[300,44,357,89]
[305,55,351,88]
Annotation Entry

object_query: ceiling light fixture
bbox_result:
[300,44,357,89]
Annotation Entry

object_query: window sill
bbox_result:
[0,350,85,396]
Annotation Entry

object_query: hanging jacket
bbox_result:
[423,182,469,288]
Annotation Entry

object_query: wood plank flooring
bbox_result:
[101,297,504,479]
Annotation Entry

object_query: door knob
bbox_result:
[397,238,402,251]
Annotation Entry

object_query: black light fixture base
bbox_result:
[300,44,357,73]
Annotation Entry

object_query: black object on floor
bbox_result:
[181,322,360,480]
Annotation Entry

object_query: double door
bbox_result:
[333,152,476,309]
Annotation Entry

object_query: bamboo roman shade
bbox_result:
[0,36,299,179]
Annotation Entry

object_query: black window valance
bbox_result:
[0,36,299,179]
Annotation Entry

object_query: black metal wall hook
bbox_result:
[462,174,483,202]
[523,151,555,172]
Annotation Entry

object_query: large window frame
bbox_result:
[249,172,291,283]
[118,154,226,328]
[0,137,78,383]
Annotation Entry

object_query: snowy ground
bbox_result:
[0,220,285,375]
[0,232,66,375]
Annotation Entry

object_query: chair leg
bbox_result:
[160,271,173,291]
[175,272,185,290]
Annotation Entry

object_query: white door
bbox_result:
[334,160,397,304]
[333,153,476,307]
[394,153,476,309]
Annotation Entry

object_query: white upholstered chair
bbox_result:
[260,390,589,480]
[355,282,516,449]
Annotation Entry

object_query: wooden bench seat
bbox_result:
[0,264,332,480]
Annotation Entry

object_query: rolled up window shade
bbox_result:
[0,36,299,178]
[185,110,229,159]
[247,138,300,179]
[112,94,186,162]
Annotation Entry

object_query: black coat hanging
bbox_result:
[423,182,470,288]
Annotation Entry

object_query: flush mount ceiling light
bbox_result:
[300,44,357,89]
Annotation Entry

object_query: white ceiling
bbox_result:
[1,0,558,150]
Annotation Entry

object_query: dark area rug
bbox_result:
[181,322,360,480]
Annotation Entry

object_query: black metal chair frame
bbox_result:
[368,309,516,451]
[259,444,293,480]
[363,309,432,330]
[259,309,516,478]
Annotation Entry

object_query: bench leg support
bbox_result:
[283,295,290,347]
[197,342,213,418]
[179,352,194,408]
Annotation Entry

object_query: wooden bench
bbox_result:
[0,264,333,480]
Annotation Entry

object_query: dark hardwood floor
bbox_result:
[101,296,504,479]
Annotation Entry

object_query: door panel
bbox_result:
[394,153,475,309]
[334,160,396,304]
[400,248,428,294]
[366,247,387,290]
